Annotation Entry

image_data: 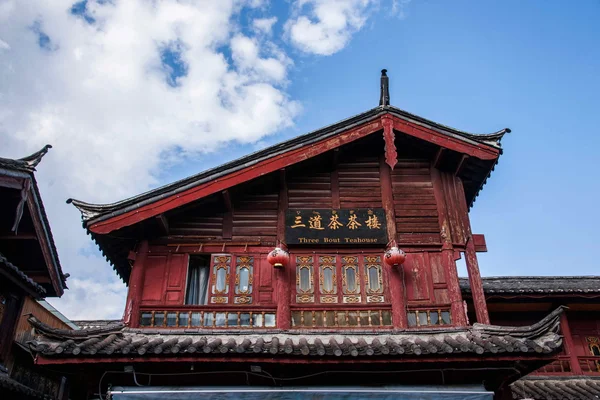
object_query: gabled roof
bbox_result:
[0,145,67,296]
[460,276,600,296]
[27,307,562,363]
[68,104,509,232]
[0,251,45,297]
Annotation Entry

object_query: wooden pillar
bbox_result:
[0,293,23,364]
[464,237,490,325]
[125,240,149,328]
[379,154,406,329]
[431,167,467,326]
[276,263,291,330]
[560,311,582,375]
[276,169,291,329]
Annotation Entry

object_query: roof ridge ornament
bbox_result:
[379,69,390,107]
[18,144,52,171]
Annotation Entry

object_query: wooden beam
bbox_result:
[276,169,288,243]
[222,190,233,239]
[391,116,500,161]
[331,149,340,209]
[0,233,38,240]
[433,148,445,169]
[155,214,169,236]
[454,154,469,176]
[472,234,487,252]
[221,190,233,212]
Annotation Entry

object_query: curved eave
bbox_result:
[68,106,508,226]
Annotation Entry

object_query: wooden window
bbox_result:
[296,256,314,303]
[364,256,384,303]
[184,255,210,305]
[294,254,386,305]
[588,337,600,356]
[234,256,253,304]
[319,256,337,303]
[209,255,231,304]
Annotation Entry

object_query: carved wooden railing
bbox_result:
[531,356,572,374]
[290,308,393,328]
[139,308,277,329]
[579,356,600,374]
[407,308,452,328]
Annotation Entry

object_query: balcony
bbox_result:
[532,356,600,375]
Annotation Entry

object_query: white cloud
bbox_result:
[286,0,374,56]
[0,0,397,321]
[0,0,300,320]
[252,16,277,35]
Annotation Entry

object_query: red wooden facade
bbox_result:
[114,129,491,332]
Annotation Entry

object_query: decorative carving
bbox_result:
[320,296,338,304]
[382,115,397,170]
[211,296,228,304]
[366,295,385,303]
[296,294,315,303]
[343,296,361,304]
[234,296,252,304]
[211,255,231,296]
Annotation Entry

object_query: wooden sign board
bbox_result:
[285,209,388,245]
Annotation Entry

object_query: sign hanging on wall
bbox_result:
[285,209,388,245]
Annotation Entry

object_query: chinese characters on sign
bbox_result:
[285,209,388,245]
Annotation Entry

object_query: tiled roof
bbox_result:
[0,252,45,296]
[460,276,600,295]
[0,145,67,295]
[28,307,563,360]
[510,376,600,399]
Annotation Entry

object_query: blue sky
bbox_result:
[2,0,599,318]
[172,1,600,276]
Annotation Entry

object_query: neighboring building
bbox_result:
[462,277,600,399]
[27,71,567,399]
[0,146,71,399]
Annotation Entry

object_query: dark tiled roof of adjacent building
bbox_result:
[510,376,600,399]
[460,276,600,295]
[0,252,45,297]
[28,307,563,360]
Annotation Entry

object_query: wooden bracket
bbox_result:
[155,214,169,236]
[454,154,469,176]
[381,115,397,170]
[433,148,445,169]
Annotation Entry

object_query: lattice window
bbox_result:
[210,255,231,304]
[296,256,314,303]
[294,254,386,305]
[319,255,337,303]
[234,256,253,304]
[364,255,384,303]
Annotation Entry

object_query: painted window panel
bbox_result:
[319,256,337,295]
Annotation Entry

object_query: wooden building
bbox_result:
[27,71,569,399]
[0,146,71,399]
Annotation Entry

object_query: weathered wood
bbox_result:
[560,312,583,374]
[382,115,397,170]
[379,154,397,243]
[125,241,149,328]
[331,149,340,209]
[465,236,490,325]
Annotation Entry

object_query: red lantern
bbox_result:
[267,247,289,269]
[384,242,406,267]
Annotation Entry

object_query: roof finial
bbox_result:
[379,69,390,107]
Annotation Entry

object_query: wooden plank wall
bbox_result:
[14,297,72,345]
[391,160,441,245]
[338,156,382,209]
